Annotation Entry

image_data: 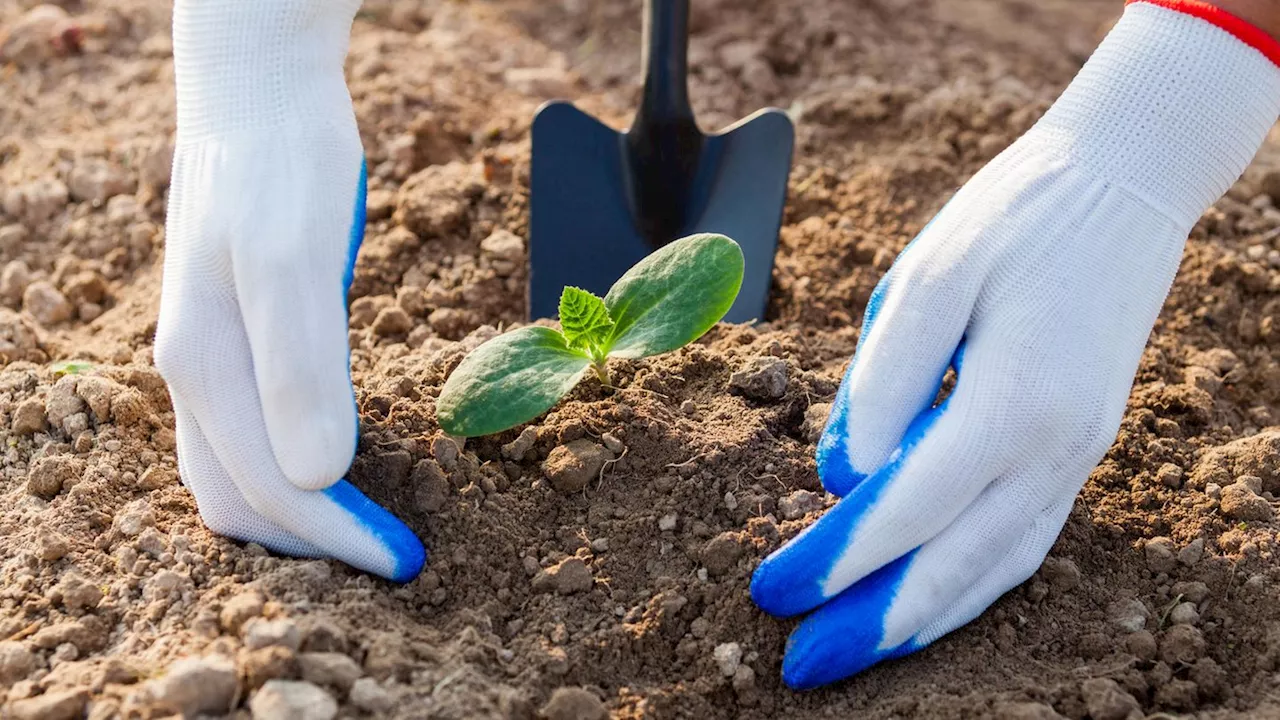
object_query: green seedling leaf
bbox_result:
[558,286,614,357]
[604,233,744,359]
[437,327,592,437]
[51,360,94,378]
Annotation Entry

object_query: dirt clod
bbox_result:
[778,489,823,520]
[244,618,302,651]
[348,677,393,714]
[714,642,743,677]
[539,687,606,720]
[299,652,362,693]
[533,557,594,595]
[1080,678,1141,720]
[249,679,338,720]
[701,532,745,577]
[729,356,789,400]
[1220,481,1273,521]
[0,641,36,685]
[1159,625,1207,665]
[1108,599,1150,633]
[4,688,88,720]
[141,655,239,717]
[542,439,612,493]
[26,454,81,498]
[22,280,72,325]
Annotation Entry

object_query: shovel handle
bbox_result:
[638,0,693,127]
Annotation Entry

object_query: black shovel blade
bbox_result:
[529,101,793,324]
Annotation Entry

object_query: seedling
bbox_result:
[437,233,744,437]
[51,360,94,377]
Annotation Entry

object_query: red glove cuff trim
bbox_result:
[1127,0,1280,67]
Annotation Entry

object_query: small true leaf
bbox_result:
[604,233,744,359]
[558,286,614,353]
[437,327,592,437]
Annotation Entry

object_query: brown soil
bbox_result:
[3,0,1280,718]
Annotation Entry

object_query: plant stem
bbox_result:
[593,362,610,386]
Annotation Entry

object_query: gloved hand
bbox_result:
[751,0,1280,689]
[153,0,425,582]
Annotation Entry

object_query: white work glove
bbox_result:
[154,0,425,581]
[751,0,1280,689]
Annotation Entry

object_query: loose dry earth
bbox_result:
[3,0,1280,718]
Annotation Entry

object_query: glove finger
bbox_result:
[231,139,366,490]
[779,483,1074,690]
[156,257,425,583]
[174,396,325,558]
[753,351,998,617]
[817,211,974,497]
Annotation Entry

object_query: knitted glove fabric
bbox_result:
[750,0,1280,689]
[154,0,425,582]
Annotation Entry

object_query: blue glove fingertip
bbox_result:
[324,480,427,583]
[780,552,918,690]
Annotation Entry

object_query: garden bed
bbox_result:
[1,0,1279,717]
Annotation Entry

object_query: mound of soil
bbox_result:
[3,0,1280,718]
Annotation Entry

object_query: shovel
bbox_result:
[528,0,794,324]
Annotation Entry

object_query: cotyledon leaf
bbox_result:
[558,286,614,354]
[437,326,592,437]
[604,233,744,359]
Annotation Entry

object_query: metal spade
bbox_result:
[528,0,794,323]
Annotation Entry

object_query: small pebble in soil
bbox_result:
[0,641,37,685]
[539,687,606,720]
[349,677,394,713]
[0,260,30,306]
[220,591,265,633]
[1170,580,1209,604]
[729,356,789,401]
[1144,537,1177,574]
[249,680,337,720]
[242,646,301,690]
[141,655,239,717]
[5,688,87,720]
[298,652,362,693]
[23,280,73,325]
[244,618,302,651]
[371,306,413,337]
[713,642,743,677]
[531,557,593,595]
[778,490,822,520]
[479,229,524,276]
[701,532,744,577]
[1159,625,1206,664]
[1125,630,1158,662]
[1039,556,1081,592]
[1177,538,1204,566]
[27,454,84,499]
[1155,462,1183,488]
[11,397,45,435]
[542,439,612,493]
[1169,602,1200,626]
[658,513,678,531]
[1079,678,1140,720]
[1220,480,1273,521]
[801,403,832,443]
[1107,598,1150,633]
